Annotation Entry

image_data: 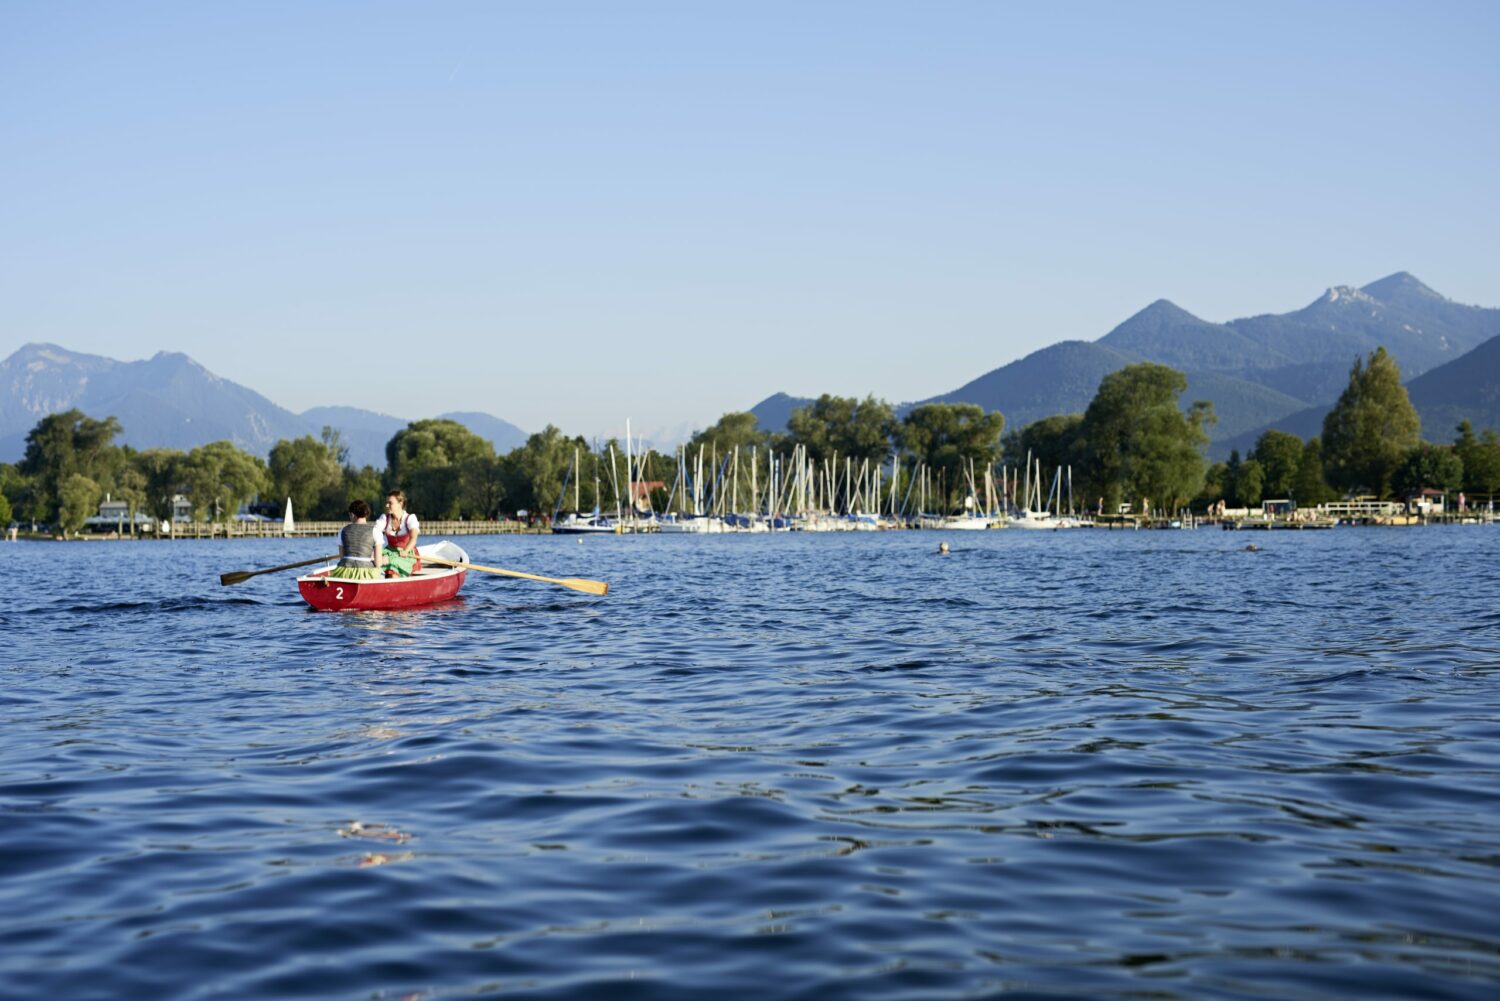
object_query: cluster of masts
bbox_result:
[552,422,1091,535]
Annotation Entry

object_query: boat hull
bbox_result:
[297,541,469,611]
[552,524,617,534]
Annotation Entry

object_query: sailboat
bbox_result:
[656,446,730,533]
[935,459,995,529]
[552,447,618,534]
[1010,457,1086,529]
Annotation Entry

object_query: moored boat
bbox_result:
[552,512,619,535]
[298,541,470,611]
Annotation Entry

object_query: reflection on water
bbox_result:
[2,529,1499,999]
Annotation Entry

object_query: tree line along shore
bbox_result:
[3,347,1498,539]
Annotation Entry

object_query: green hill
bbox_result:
[1214,332,1500,458]
[1406,333,1500,438]
[929,340,1141,430]
[1100,300,1290,370]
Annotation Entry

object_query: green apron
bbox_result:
[383,550,418,577]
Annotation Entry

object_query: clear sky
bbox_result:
[2,1,1497,442]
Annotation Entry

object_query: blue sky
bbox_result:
[2,1,1496,442]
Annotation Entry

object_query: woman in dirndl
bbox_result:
[328,499,384,580]
[374,489,422,577]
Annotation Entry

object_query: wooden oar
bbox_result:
[219,554,338,587]
[420,555,609,596]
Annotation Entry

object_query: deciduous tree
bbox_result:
[508,426,582,518]
[1075,363,1211,513]
[1392,443,1463,498]
[1455,421,1500,499]
[897,403,1005,511]
[134,449,184,525]
[787,395,898,466]
[1250,430,1303,500]
[1235,458,1265,508]
[1292,438,1336,507]
[18,410,123,524]
[269,436,344,521]
[179,442,269,524]
[57,473,100,537]
[385,419,496,518]
[1004,414,1083,480]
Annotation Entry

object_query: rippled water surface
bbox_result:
[3,528,1500,1000]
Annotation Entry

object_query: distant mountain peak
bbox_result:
[148,349,206,369]
[1099,298,1232,343]
[1127,298,1202,325]
[9,342,110,369]
[1320,285,1377,305]
[1361,271,1445,303]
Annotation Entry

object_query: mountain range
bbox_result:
[6,273,1495,469]
[0,344,527,467]
[751,273,1500,457]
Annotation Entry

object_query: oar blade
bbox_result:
[217,555,336,587]
[561,578,610,596]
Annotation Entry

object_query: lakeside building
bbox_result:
[82,494,157,532]
[1405,488,1447,517]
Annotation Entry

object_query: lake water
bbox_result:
[3,528,1499,1000]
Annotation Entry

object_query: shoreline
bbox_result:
[10,515,1494,542]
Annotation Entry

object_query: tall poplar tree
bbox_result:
[1321,347,1419,498]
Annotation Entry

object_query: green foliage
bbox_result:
[674,417,769,514]
[0,463,25,524]
[1076,363,1211,513]
[506,426,583,517]
[387,419,495,478]
[897,402,1005,511]
[1292,438,1336,506]
[458,455,509,520]
[269,436,344,521]
[1454,421,1500,497]
[320,426,350,466]
[57,473,100,536]
[18,410,124,524]
[1322,347,1421,498]
[0,488,11,526]
[786,395,898,465]
[341,464,385,513]
[1250,429,1303,499]
[385,419,496,518]
[1392,443,1464,497]
[1005,414,1083,477]
[1196,462,1228,509]
[134,448,184,523]
[688,412,769,457]
[1236,458,1265,508]
[113,465,148,533]
[179,441,270,522]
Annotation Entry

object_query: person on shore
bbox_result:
[329,500,384,580]
[374,489,421,577]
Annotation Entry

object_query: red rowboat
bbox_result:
[297,541,470,612]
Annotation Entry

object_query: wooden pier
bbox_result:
[1220,517,1336,530]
